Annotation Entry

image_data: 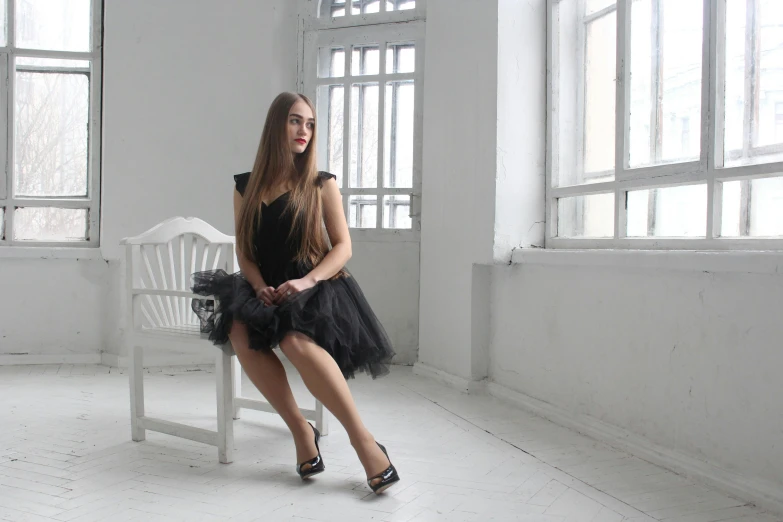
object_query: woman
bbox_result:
[191,92,399,494]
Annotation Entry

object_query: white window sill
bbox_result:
[0,246,104,261]
[511,248,783,275]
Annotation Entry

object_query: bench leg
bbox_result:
[129,345,146,442]
[315,400,329,436]
[232,355,242,420]
[216,347,234,464]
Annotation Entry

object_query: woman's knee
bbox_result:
[279,333,312,362]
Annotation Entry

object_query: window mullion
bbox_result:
[707,0,721,239]
[738,0,759,236]
[376,39,387,230]
[742,0,756,156]
[615,0,631,239]
[3,0,13,243]
[0,53,7,204]
[342,40,351,224]
[651,0,663,164]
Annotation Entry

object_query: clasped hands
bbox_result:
[254,275,317,306]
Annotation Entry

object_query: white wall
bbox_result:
[101,0,300,261]
[490,255,783,507]
[419,0,499,380]
[0,256,107,361]
[418,0,546,379]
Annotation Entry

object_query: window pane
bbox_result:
[557,193,614,238]
[350,83,379,188]
[318,47,345,78]
[721,176,783,237]
[384,81,414,188]
[328,0,346,18]
[584,12,616,176]
[352,45,379,76]
[0,208,5,240]
[554,0,615,187]
[721,180,743,237]
[393,0,415,10]
[383,195,411,229]
[749,176,783,236]
[755,0,783,148]
[14,207,88,241]
[629,0,652,166]
[724,0,783,166]
[627,184,706,237]
[16,57,90,68]
[629,0,703,167]
[348,195,377,228]
[362,0,380,13]
[15,63,90,197]
[386,43,415,74]
[16,0,91,52]
[586,0,615,16]
[723,0,746,159]
[317,85,344,177]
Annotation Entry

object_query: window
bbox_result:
[548,0,783,248]
[0,0,102,248]
[304,3,424,237]
[318,0,416,19]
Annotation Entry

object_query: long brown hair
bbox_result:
[236,92,331,270]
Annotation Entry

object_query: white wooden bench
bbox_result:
[121,216,327,463]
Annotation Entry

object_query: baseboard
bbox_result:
[412,362,487,394]
[100,351,217,368]
[486,382,783,517]
[0,353,102,366]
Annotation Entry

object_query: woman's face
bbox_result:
[288,99,315,155]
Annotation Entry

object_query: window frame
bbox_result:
[547,0,783,250]
[300,1,425,242]
[0,0,103,250]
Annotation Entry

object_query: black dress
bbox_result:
[191,171,394,379]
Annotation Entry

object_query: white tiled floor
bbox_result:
[0,364,779,522]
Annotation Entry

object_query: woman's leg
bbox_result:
[229,322,318,468]
[279,332,391,485]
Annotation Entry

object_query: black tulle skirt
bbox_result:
[190,270,394,379]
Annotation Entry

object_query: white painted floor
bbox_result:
[0,364,779,522]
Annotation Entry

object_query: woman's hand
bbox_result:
[273,276,317,304]
[254,285,276,307]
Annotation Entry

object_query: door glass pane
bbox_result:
[384,81,414,188]
[350,83,379,188]
[348,195,377,228]
[318,47,345,78]
[383,195,411,229]
[317,85,344,177]
[386,43,415,74]
[352,45,380,76]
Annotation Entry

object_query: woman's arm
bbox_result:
[234,189,275,305]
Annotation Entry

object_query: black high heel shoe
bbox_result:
[367,442,400,494]
[296,423,325,480]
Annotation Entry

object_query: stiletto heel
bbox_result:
[367,442,400,494]
[296,423,325,480]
